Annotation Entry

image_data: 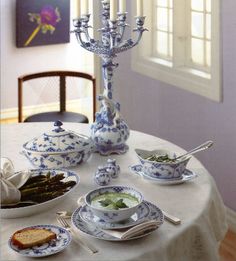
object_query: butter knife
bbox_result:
[162,211,181,225]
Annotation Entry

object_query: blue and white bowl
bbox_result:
[85,186,143,223]
[22,121,94,169]
[135,148,190,180]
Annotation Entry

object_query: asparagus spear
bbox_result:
[20,181,76,198]
[12,172,77,204]
[23,171,52,186]
[25,191,66,203]
[23,175,47,186]
[20,174,65,189]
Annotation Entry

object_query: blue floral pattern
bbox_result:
[106,158,120,178]
[9,225,71,257]
[135,149,190,180]
[71,201,164,241]
[94,166,111,186]
[22,122,93,168]
[85,186,144,223]
[129,164,198,185]
[91,95,130,156]
[79,201,150,229]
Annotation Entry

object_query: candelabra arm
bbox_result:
[112,16,147,54]
[83,28,92,42]
[113,30,146,54]
[117,13,129,44]
[132,28,147,46]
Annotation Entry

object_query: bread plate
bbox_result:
[1,169,79,219]
[9,224,71,257]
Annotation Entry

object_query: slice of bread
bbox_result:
[12,227,56,249]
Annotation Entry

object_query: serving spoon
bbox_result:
[174,140,214,161]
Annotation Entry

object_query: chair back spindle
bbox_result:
[18,71,96,123]
[60,75,66,113]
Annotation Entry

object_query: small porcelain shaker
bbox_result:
[106,159,120,179]
[94,166,111,186]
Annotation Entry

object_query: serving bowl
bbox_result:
[1,169,79,219]
[22,121,94,169]
[135,148,191,180]
[85,186,143,223]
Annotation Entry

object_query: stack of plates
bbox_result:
[71,200,164,241]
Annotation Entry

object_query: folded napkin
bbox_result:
[103,220,160,240]
[0,158,31,205]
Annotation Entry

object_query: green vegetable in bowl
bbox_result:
[144,154,176,163]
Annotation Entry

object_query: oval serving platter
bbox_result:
[1,169,79,219]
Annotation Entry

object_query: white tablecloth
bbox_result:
[0,123,228,261]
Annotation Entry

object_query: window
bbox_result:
[132,0,222,102]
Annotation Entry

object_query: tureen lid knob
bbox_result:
[53,121,64,133]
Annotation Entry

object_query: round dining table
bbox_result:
[1,122,228,261]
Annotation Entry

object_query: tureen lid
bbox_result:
[23,121,92,153]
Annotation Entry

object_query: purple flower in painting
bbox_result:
[40,5,60,27]
[24,5,61,47]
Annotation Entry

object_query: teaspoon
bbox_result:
[175,140,214,161]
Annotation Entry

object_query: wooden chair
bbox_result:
[18,71,96,123]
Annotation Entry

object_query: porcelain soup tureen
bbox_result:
[22,121,94,169]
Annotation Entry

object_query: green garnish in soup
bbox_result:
[91,192,139,210]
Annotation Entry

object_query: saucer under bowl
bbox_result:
[79,200,151,230]
[130,164,198,185]
[72,201,164,241]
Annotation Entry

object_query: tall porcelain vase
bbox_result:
[91,58,130,156]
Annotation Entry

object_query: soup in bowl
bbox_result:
[85,186,143,223]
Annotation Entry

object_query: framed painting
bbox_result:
[16,0,70,48]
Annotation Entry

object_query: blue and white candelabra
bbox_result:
[73,0,147,155]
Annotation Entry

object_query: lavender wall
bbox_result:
[114,1,236,210]
[0,0,93,110]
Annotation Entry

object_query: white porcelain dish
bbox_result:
[135,148,190,180]
[22,121,94,169]
[9,224,71,257]
[79,201,150,230]
[72,201,164,241]
[85,186,143,223]
[130,164,198,185]
[1,169,79,219]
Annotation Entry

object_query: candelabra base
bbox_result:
[90,96,130,156]
[93,143,129,156]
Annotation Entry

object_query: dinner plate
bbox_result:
[79,201,150,230]
[9,224,71,257]
[129,164,197,185]
[1,169,79,219]
[71,201,164,241]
